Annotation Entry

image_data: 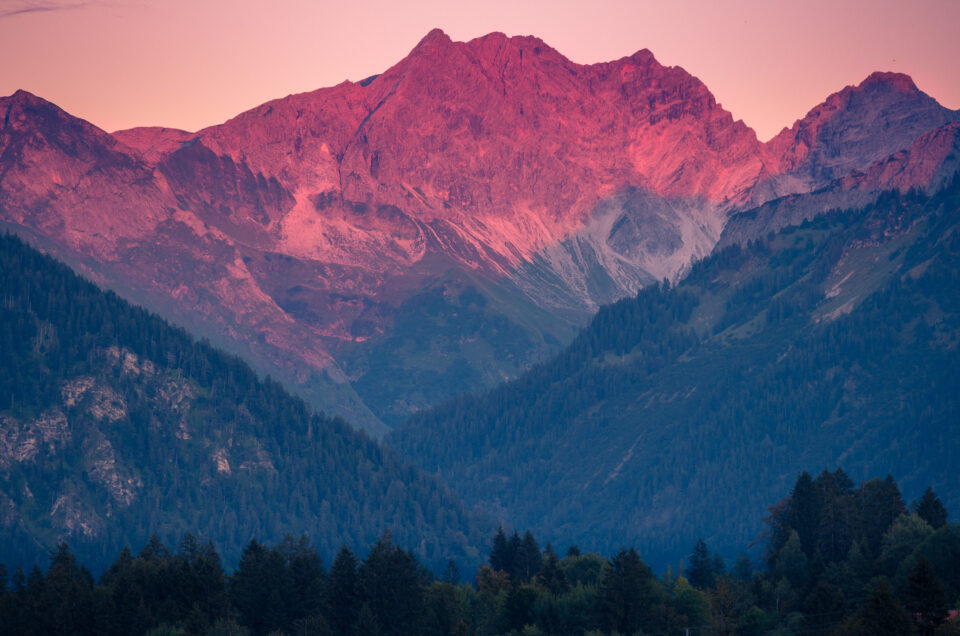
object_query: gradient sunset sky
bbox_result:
[2,0,958,140]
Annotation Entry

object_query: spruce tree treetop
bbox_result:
[686,539,715,590]
[914,488,949,529]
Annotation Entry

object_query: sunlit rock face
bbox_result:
[2,31,957,429]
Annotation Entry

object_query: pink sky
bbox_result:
[2,0,958,141]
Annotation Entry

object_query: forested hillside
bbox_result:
[393,176,960,568]
[0,233,485,572]
[1,471,957,635]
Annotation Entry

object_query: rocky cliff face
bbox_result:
[0,348,166,540]
[2,31,957,429]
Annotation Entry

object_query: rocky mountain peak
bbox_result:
[416,27,453,47]
[859,71,920,95]
[766,71,959,185]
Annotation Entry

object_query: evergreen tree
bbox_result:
[788,471,821,557]
[423,581,462,636]
[230,540,274,635]
[687,539,715,590]
[858,476,907,558]
[326,546,360,636]
[441,560,460,586]
[776,530,810,590]
[600,548,654,635]
[839,578,915,636]
[355,603,380,636]
[713,553,727,578]
[732,554,752,582]
[832,467,855,493]
[38,544,96,636]
[536,544,569,595]
[880,514,933,575]
[515,531,542,583]
[801,581,846,635]
[173,535,229,630]
[277,535,325,626]
[914,488,949,529]
[506,532,522,580]
[498,585,537,634]
[489,526,514,576]
[358,533,424,636]
[817,489,859,564]
[905,557,949,636]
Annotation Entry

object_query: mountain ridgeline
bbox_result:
[2,31,958,432]
[0,233,485,572]
[392,176,960,568]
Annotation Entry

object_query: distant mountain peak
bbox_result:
[766,70,958,182]
[414,27,454,50]
[9,88,39,101]
[2,89,56,114]
[625,47,657,65]
[859,71,919,94]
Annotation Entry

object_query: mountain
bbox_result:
[0,232,485,572]
[765,72,960,190]
[392,177,960,568]
[2,32,958,430]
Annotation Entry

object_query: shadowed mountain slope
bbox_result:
[393,177,960,568]
[0,232,485,573]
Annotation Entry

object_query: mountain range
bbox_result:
[394,177,960,567]
[2,28,960,577]
[3,30,958,432]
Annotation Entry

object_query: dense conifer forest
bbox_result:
[0,471,956,635]
[0,232,484,573]
[393,178,960,567]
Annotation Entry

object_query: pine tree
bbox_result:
[516,532,542,583]
[489,526,513,575]
[732,554,752,582]
[789,471,821,557]
[841,578,915,636]
[506,532,522,580]
[776,530,810,590]
[600,548,653,635]
[833,467,855,493]
[801,581,846,635]
[905,557,949,636]
[355,603,380,636]
[326,546,360,636]
[858,476,907,558]
[442,560,460,586]
[39,544,96,636]
[230,539,271,635]
[536,544,569,595]
[499,585,537,634]
[358,533,424,636]
[914,488,948,529]
[279,535,325,624]
[687,539,715,590]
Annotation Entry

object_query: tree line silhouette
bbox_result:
[1,471,957,635]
